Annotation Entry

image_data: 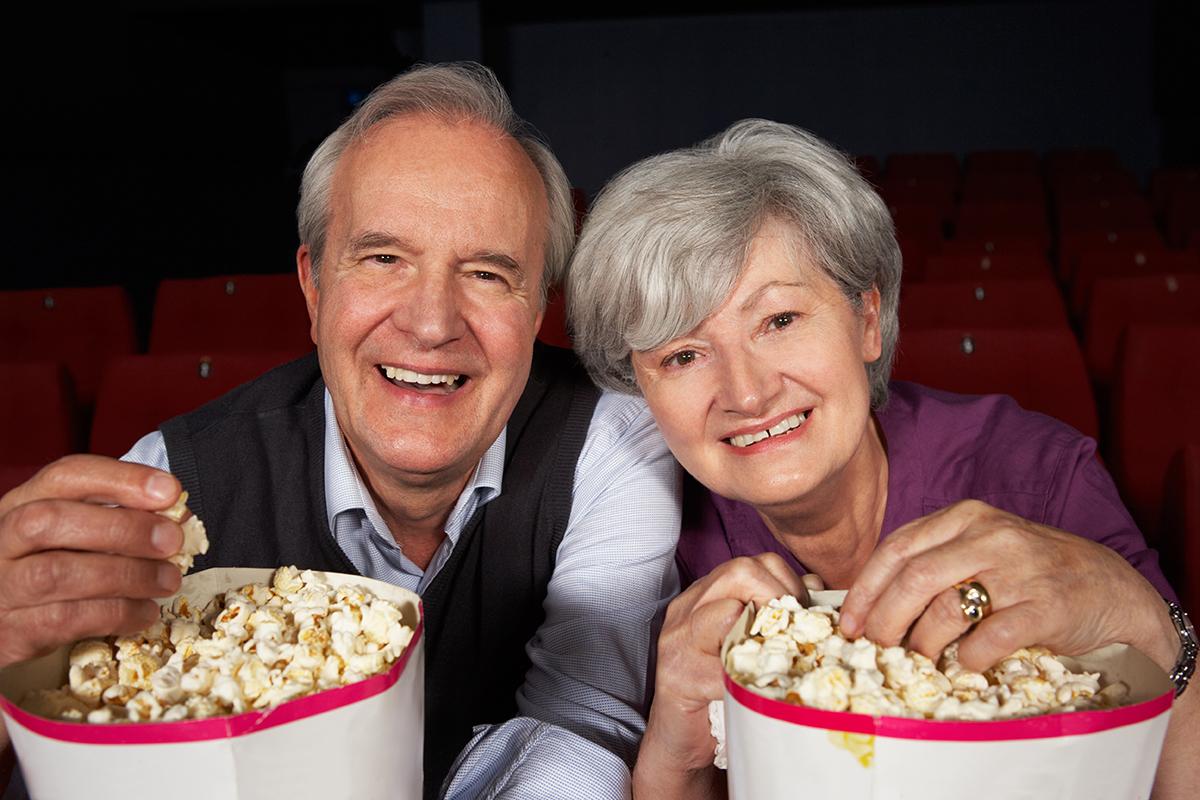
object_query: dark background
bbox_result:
[5,1,1196,297]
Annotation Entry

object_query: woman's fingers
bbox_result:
[955,601,1047,672]
[904,584,980,661]
[839,503,980,636]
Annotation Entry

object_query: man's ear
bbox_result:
[297,244,320,346]
[861,286,883,363]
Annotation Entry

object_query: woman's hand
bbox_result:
[838,499,1175,673]
[633,553,814,800]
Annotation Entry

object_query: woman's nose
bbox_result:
[717,351,780,418]
[391,270,467,348]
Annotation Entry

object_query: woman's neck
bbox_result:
[756,415,889,589]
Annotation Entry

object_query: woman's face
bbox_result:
[632,219,883,512]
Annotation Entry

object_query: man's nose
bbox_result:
[717,349,780,418]
[391,269,467,348]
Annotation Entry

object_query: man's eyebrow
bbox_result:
[739,279,810,312]
[468,251,525,280]
[347,231,420,255]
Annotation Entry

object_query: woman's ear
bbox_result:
[860,286,883,363]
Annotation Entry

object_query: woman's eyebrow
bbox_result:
[739,279,809,312]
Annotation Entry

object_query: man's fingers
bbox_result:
[956,601,1045,672]
[0,552,181,610]
[0,455,179,515]
[0,598,160,668]
[0,500,183,561]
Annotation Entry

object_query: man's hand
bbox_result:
[0,455,185,668]
[633,553,812,800]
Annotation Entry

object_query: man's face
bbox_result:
[298,114,548,493]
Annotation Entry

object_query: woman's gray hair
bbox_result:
[567,119,902,408]
[297,62,574,303]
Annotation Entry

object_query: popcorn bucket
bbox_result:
[721,591,1174,800]
[0,568,424,800]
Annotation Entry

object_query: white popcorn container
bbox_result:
[722,591,1175,800]
[0,568,424,800]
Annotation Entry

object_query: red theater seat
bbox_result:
[1057,195,1155,234]
[0,361,78,466]
[1057,228,1164,282]
[938,235,1047,260]
[922,251,1053,281]
[1161,445,1200,611]
[537,286,572,349]
[1150,167,1199,220]
[1071,248,1200,318]
[960,173,1045,205]
[964,150,1039,176]
[0,286,137,408]
[1166,184,1200,249]
[89,352,302,457]
[1084,274,1200,386]
[900,277,1068,331]
[954,202,1050,245]
[149,274,313,356]
[1110,324,1200,537]
[893,328,1098,438]
[1045,149,1119,179]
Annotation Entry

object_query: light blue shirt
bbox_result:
[123,388,681,799]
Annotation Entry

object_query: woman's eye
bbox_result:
[663,350,697,368]
[767,312,795,331]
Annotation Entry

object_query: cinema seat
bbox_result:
[1160,445,1200,611]
[1084,274,1200,386]
[922,251,1054,282]
[900,277,1068,331]
[89,352,302,457]
[1071,248,1200,318]
[0,286,137,408]
[1110,324,1200,537]
[893,328,1098,439]
[0,361,78,466]
[537,286,572,349]
[1057,229,1164,283]
[149,274,313,356]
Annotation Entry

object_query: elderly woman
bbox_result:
[567,120,1197,798]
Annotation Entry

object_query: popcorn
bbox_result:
[21,567,415,725]
[725,595,1129,721]
[158,491,209,574]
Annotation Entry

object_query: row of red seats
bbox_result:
[0,275,312,409]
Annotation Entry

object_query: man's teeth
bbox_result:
[729,412,808,448]
[381,365,462,387]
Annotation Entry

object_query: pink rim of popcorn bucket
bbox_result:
[724,672,1173,741]
[0,614,424,745]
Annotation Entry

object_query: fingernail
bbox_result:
[839,611,859,634]
[158,562,182,592]
[151,522,182,555]
[146,473,177,503]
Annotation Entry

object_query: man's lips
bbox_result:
[376,363,469,394]
[722,409,811,448]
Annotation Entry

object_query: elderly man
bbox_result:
[0,63,680,798]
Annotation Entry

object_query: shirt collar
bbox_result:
[322,389,506,541]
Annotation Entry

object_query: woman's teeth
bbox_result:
[728,411,808,448]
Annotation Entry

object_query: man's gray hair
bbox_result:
[297,62,574,303]
[567,119,902,408]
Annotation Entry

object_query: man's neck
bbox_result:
[354,451,476,571]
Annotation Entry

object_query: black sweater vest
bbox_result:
[160,344,600,798]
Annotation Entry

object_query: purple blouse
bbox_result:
[677,381,1177,601]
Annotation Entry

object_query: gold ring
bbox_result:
[955,580,992,624]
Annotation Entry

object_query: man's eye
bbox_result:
[370,254,398,265]
[768,312,795,331]
[473,270,499,281]
[663,350,697,368]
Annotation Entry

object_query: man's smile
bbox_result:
[377,363,468,394]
